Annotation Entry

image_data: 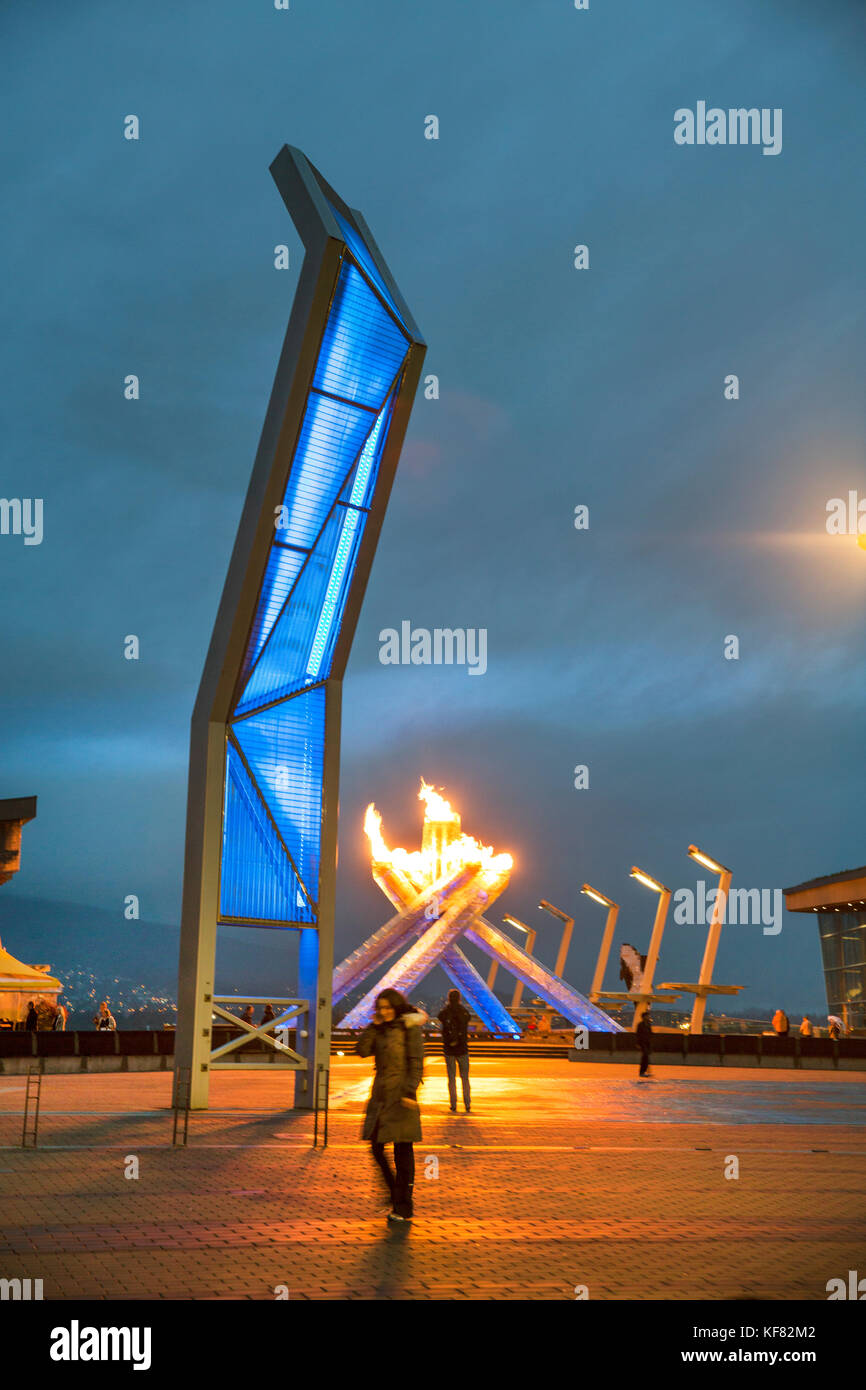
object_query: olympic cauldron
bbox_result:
[335,781,620,1033]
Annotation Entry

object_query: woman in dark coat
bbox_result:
[356,988,425,1222]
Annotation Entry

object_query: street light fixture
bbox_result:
[687,845,728,876]
[628,866,672,1026]
[658,844,742,1035]
[486,914,537,1010]
[538,899,574,979]
[629,868,667,895]
[580,883,619,1003]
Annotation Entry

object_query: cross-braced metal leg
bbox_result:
[339,864,510,1027]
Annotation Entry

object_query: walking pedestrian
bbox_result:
[25,1001,38,1032]
[356,988,425,1223]
[240,1004,254,1025]
[260,1002,276,1026]
[636,1009,653,1078]
[437,988,471,1114]
[53,998,69,1031]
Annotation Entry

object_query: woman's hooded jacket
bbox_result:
[356,1010,425,1143]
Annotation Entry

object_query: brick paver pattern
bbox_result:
[0,1059,863,1300]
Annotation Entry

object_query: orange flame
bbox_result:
[363,804,390,863]
[418,779,460,823]
[364,779,512,887]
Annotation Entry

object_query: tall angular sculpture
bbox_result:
[336,783,622,1033]
[176,148,426,1108]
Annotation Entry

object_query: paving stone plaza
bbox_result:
[2,1058,863,1302]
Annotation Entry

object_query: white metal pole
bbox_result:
[633,889,671,1026]
[690,869,732,1035]
[589,904,619,1003]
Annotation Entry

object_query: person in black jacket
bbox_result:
[437,988,472,1113]
[635,1009,653,1078]
[25,1001,38,1032]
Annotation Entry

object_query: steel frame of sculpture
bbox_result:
[176,146,426,1109]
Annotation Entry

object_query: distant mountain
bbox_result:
[0,893,299,998]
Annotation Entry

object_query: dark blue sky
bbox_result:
[1,0,864,1013]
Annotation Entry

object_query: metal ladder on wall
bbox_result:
[312,1065,330,1148]
[172,1066,191,1147]
[21,1067,42,1148]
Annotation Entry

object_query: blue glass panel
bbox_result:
[243,544,306,679]
[236,503,346,711]
[236,391,396,712]
[314,260,408,410]
[328,202,406,327]
[275,392,373,552]
[219,740,312,924]
[232,686,325,903]
[306,393,394,679]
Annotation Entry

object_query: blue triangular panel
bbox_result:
[236,392,396,712]
[328,203,407,327]
[219,741,312,924]
[275,392,374,552]
[305,392,395,679]
[236,506,345,712]
[231,686,325,903]
[243,544,307,679]
[314,260,408,410]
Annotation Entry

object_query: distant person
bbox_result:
[54,999,69,1031]
[537,1012,551,1036]
[828,1016,843,1041]
[799,1016,812,1037]
[772,1008,790,1037]
[36,999,57,1031]
[93,1001,116,1031]
[527,1015,537,1033]
[636,1009,653,1078]
[261,1003,276,1026]
[437,988,472,1115]
[25,1001,38,1032]
[241,1005,255,1026]
[356,989,425,1222]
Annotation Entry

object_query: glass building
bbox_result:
[785,866,866,1031]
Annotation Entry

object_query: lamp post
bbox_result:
[688,846,731,1034]
[580,884,619,1003]
[487,914,536,1009]
[538,899,574,979]
[629,867,671,1027]
[658,845,739,1035]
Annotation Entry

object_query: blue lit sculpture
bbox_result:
[176,148,425,1108]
